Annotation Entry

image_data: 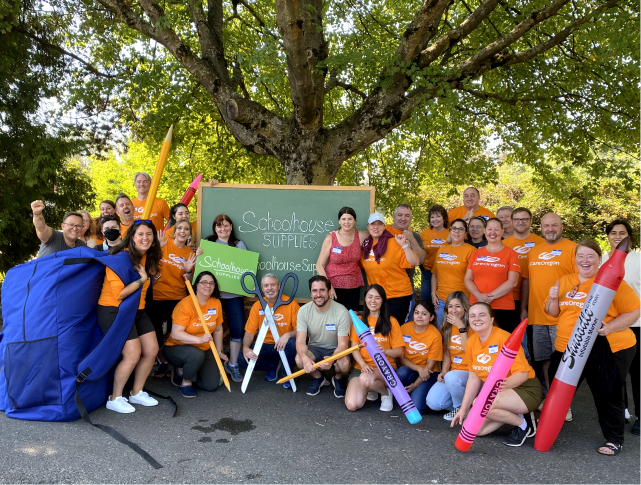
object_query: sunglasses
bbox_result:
[134,219,152,225]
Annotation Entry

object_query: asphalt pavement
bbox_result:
[0,371,638,484]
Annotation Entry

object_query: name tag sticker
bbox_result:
[489,345,498,354]
[331,247,342,254]
[325,324,336,331]
[552,249,562,256]
[403,335,411,343]
[259,310,265,316]
[453,356,463,364]
[207,309,217,315]
[525,242,535,248]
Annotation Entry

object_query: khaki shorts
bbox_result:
[513,377,543,413]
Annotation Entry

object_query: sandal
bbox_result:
[597,442,622,456]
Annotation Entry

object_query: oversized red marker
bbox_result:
[163,173,202,231]
[535,237,629,452]
[455,319,528,452]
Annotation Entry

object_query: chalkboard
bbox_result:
[197,184,375,300]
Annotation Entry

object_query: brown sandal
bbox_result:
[597,442,622,456]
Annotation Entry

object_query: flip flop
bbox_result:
[597,442,622,456]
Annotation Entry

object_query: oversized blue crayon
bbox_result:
[348,310,422,424]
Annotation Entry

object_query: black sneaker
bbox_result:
[503,423,531,447]
[632,418,640,436]
[332,376,347,398]
[306,375,328,396]
[524,412,537,437]
[153,362,170,378]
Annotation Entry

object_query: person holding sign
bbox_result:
[361,213,419,323]
[451,302,541,447]
[345,284,404,412]
[164,271,227,398]
[149,220,197,378]
[239,274,299,387]
[316,207,369,312]
[200,214,249,383]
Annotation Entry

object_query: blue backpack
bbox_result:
[0,247,168,468]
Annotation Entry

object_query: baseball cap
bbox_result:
[367,212,386,224]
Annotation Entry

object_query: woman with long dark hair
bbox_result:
[165,203,198,243]
[344,284,404,413]
[97,220,164,413]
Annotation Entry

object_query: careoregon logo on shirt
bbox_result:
[538,252,558,260]
[513,244,535,254]
[439,253,458,261]
[273,313,284,322]
[408,341,427,351]
[451,334,462,345]
[566,291,587,300]
[477,256,501,263]
[477,353,492,364]
[431,238,444,244]
[168,254,185,264]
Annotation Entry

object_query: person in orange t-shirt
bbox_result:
[132,171,170,231]
[163,271,227,398]
[465,218,521,332]
[164,203,198,246]
[426,292,474,419]
[545,240,639,454]
[430,218,476,328]
[148,220,197,378]
[522,212,577,393]
[239,274,299,385]
[345,285,405,413]
[395,301,443,414]
[451,303,542,447]
[361,212,419,323]
[420,204,450,301]
[96,220,164,413]
[447,186,495,223]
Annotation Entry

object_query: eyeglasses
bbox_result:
[134,219,152,225]
[198,281,215,287]
[64,223,84,230]
[450,227,466,232]
[512,217,531,223]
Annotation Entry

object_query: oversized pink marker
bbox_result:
[535,237,629,451]
[163,173,202,231]
[455,319,528,452]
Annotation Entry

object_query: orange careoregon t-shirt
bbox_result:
[466,326,535,381]
[350,315,404,370]
[447,206,495,222]
[154,239,195,301]
[503,233,545,301]
[361,238,413,299]
[467,246,521,310]
[431,243,476,301]
[547,274,639,353]
[445,326,476,371]
[420,228,450,271]
[245,297,300,345]
[132,197,170,232]
[165,221,198,242]
[523,238,577,326]
[165,295,223,351]
[400,322,443,372]
[97,254,150,310]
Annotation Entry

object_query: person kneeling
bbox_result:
[451,302,542,447]
[163,271,228,398]
[344,285,404,412]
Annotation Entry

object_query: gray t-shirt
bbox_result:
[37,230,86,258]
[215,239,247,299]
[297,300,351,349]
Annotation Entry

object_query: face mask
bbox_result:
[104,228,120,241]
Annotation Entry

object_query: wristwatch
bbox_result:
[458,327,468,334]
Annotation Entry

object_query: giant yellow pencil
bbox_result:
[142,124,173,220]
[276,344,364,384]
[185,279,231,392]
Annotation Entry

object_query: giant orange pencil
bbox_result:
[185,279,231,392]
[276,344,364,384]
[163,173,202,232]
[142,124,173,220]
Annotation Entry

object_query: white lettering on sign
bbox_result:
[238,211,335,249]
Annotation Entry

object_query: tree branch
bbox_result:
[325,70,367,100]
[396,0,451,62]
[185,0,228,82]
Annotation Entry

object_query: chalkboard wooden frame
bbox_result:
[197,184,375,301]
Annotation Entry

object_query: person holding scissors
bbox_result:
[239,273,300,388]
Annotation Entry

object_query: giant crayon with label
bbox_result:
[348,310,422,424]
[455,319,528,451]
[535,237,629,451]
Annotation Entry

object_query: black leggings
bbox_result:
[335,287,361,312]
[387,294,413,323]
[148,299,181,348]
[164,345,220,391]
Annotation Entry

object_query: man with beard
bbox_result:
[31,200,87,257]
[115,193,136,237]
[296,276,352,397]
[522,213,576,405]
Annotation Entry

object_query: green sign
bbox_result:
[194,239,260,297]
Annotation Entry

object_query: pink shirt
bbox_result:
[324,231,364,289]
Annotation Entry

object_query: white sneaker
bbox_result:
[129,391,158,407]
[380,392,393,412]
[565,408,573,422]
[366,391,379,401]
[106,396,135,414]
[625,408,631,420]
[538,398,546,411]
[443,406,461,421]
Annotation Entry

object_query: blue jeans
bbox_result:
[221,297,245,342]
[396,366,438,414]
[238,338,296,373]
[434,296,446,330]
[420,268,432,301]
[426,370,469,410]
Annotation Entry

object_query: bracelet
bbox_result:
[401,243,410,250]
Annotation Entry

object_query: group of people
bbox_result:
[29,182,639,455]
